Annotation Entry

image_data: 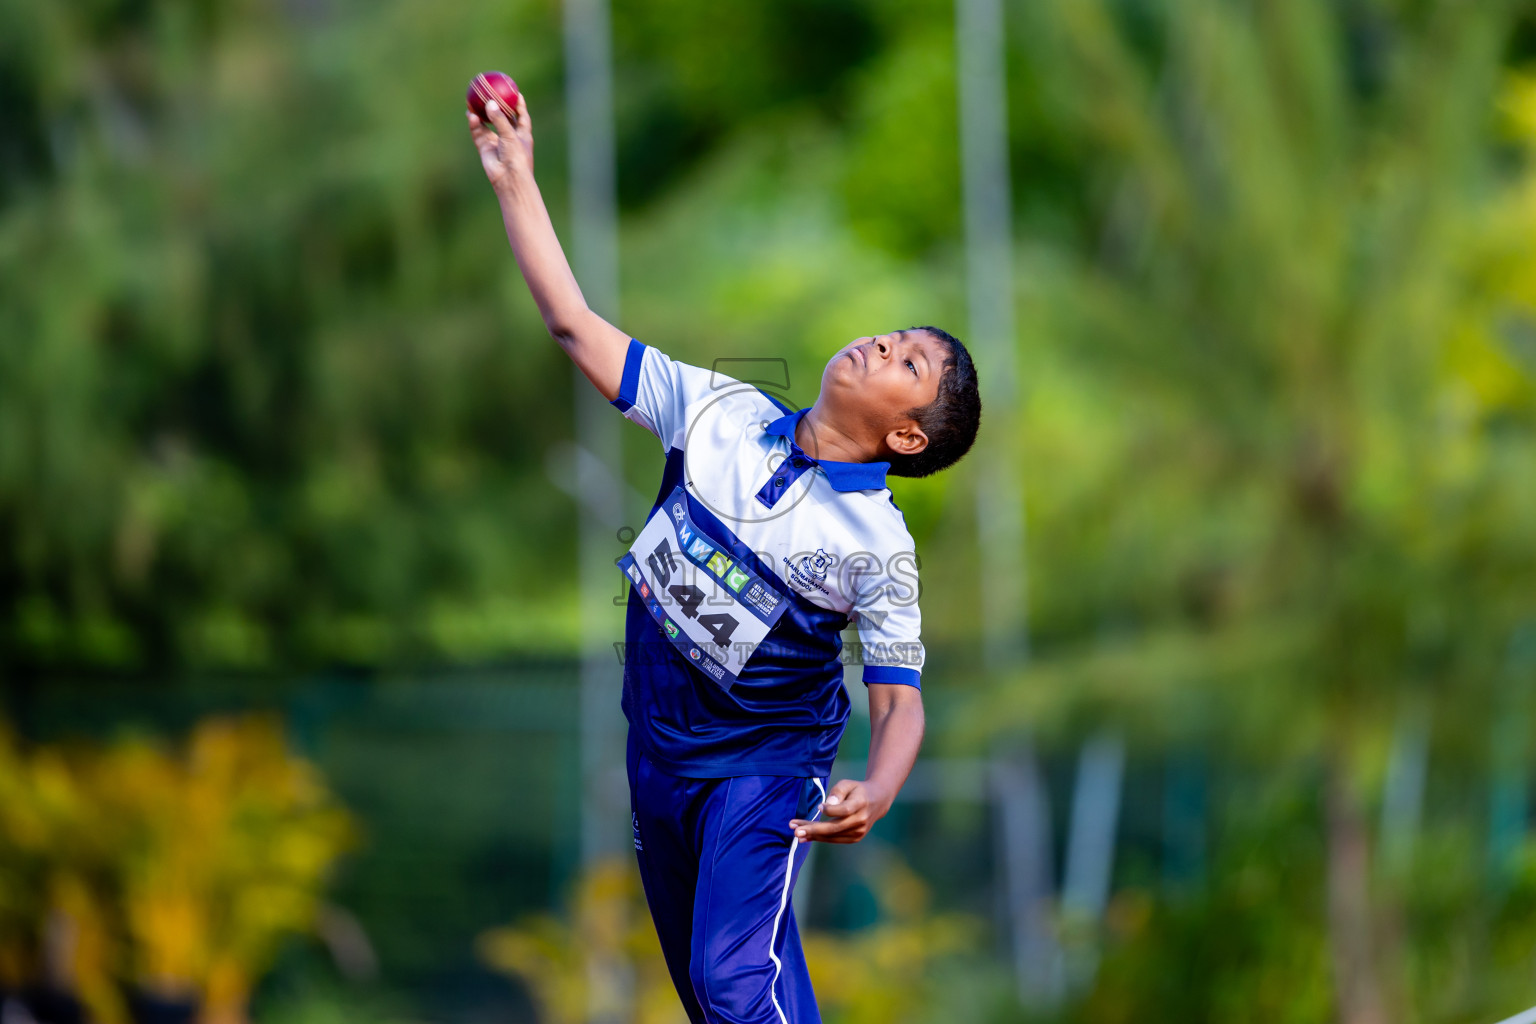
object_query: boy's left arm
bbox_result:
[790,683,925,844]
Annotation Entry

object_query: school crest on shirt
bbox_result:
[784,548,832,595]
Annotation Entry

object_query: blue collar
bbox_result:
[763,409,890,492]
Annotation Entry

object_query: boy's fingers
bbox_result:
[468,113,498,140]
[821,782,865,817]
[822,797,855,818]
[792,818,858,841]
[787,780,870,838]
[484,99,514,134]
[826,778,860,802]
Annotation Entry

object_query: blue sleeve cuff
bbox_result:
[610,338,645,412]
[862,665,921,689]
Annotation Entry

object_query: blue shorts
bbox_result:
[627,731,828,1023]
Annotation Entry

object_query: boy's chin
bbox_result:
[828,355,863,382]
[820,364,854,393]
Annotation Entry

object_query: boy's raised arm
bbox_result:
[468,93,629,402]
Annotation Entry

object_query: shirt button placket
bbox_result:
[755,447,815,510]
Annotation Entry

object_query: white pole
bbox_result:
[956,0,1027,670]
[1062,732,1124,923]
[1061,732,1125,989]
[564,0,626,873]
[958,0,1047,1004]
[1378,706,1428,877]
[563,16,636,1024]
[992,749,1063,1004]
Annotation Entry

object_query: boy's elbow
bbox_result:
[545,319,579,349]
[545,306,603,355]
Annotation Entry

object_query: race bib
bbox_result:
[617,486,789,689]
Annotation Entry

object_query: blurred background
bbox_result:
[5,0,1536,1022]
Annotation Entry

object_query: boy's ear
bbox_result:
[884,421,929,457]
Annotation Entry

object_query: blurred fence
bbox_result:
[0,662,1000,1021]
[0,662,1015,1019]
[6,661,1536,1024]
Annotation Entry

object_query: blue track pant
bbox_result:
[627,731,827,1024]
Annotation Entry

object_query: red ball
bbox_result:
[466,71,521,121]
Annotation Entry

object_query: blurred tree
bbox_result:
[0,0,965,674]
[963,1,1536,1022]
[0,0,579,671]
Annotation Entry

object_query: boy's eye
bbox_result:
[905,359,917,376]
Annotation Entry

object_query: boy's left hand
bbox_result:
[789,778,893,844]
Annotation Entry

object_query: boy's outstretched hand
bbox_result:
[468,93,535,190]
[789,778,894,845]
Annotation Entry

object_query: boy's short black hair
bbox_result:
[887,325,982,478]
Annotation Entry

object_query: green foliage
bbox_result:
[255,982,419,1024]
[1068,780,1334,1024]
[0,0,585,669]
[1031,785,1536,1024]
[958,1,1536,1021]
[1004,0,1536,679]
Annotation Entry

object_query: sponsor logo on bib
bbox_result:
[707,551,732,577]
[725,566,750,592]
[688,537,714,562]
[664,620,679,640]
[744,582,781,616]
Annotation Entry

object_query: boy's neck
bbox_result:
[795,403,878,465]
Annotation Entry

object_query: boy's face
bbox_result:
[819,329,947,458]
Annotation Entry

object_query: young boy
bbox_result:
[470,93,980,1023]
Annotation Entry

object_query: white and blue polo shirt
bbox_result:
[611,339,924,778]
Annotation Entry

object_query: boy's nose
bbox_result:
[874,336,890,357]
